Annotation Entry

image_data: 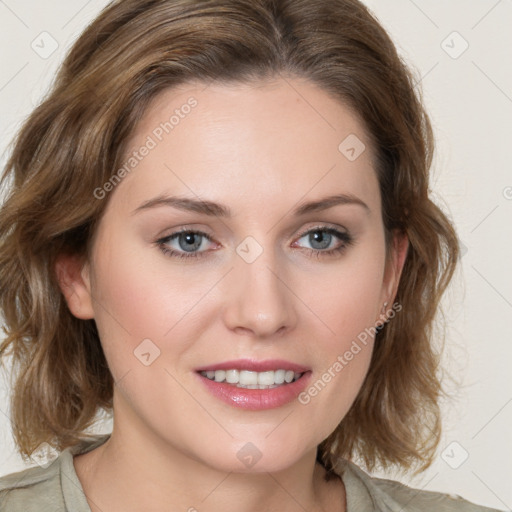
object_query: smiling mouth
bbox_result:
[198,369,306,389]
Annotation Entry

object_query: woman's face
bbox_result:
[63,77,406,474]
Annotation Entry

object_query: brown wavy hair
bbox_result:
[0,0,458,478]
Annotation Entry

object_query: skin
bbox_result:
[56,76,408,512]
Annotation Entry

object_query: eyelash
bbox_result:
[155,225,354,261]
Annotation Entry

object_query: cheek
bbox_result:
[297,340,373,447]
[294,237,385,426]
[304,238,386,345]
[88,228,222,375]
[87,234,210,429]
[297,286,378,443]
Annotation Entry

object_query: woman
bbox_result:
[0,0,503,510]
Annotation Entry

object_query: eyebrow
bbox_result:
[132,193,370,217]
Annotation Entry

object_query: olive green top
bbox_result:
[0,435,503,511]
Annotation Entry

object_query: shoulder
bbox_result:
[339,459,504,512]
[0,460,64,511]
[0,434,110,512]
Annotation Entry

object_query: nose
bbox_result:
[221,243,298,338]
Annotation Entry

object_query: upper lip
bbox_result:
[195,359,311,373]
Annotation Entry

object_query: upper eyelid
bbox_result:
[296,224,349,237]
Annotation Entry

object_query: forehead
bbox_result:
[107,77,379,218]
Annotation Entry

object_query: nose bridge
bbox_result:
[222,235,297,336]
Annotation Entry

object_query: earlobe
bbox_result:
[55,253,95,319]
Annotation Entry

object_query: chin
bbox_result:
[197,440,310,475]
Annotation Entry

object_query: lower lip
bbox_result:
[196,371,312,410]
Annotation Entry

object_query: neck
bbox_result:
[74,423,345,512]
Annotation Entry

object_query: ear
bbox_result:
[379,229,409,317]
[55,253,94,319]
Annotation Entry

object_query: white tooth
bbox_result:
[258,371,275,386]
[239,370,258,385]
[284,370,294,383]
[207,368,302,386]
[214,370,226,382]
[225,369,239,384]
[273,369,285,384]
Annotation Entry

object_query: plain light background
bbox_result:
[0,1,511,510]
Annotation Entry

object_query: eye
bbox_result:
[292,226,354,258]
[156,229,216,260]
